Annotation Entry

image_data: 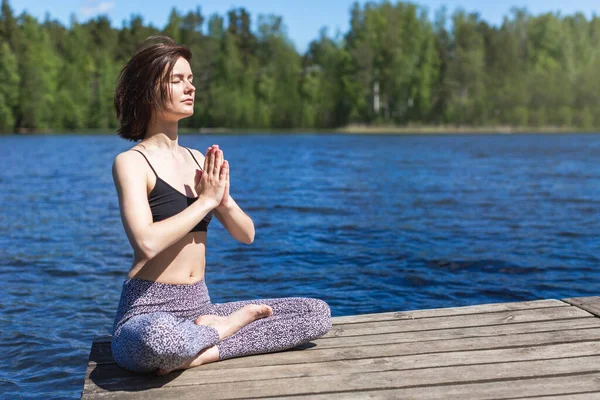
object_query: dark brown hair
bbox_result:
[114,36,192,141]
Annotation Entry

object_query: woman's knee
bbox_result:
[314,298,332,335]
[300,298,332,338]
[112,313,196,373]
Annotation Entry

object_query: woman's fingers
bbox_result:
[204,145,226,186]
[214,149,223,177]
[207,148,215,175]
[220,159,228,180]
[203,148,210,172]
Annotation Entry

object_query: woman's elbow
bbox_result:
[137,239,157,261]
[240,231,255,245]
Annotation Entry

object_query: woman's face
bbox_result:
[160,56,195,121]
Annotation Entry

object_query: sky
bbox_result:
[10,0,600,52]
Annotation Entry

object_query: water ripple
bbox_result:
[1,133,599,398]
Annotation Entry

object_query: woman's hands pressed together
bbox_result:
[195,145,229,210]
[194,144,255,243]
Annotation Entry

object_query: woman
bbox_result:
[110,36,332,375]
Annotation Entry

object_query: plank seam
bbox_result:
[562,299,600,318]
[322,321,600,340]
[332,305,573,325]
[315,331,600,351]
[328,317,598,337]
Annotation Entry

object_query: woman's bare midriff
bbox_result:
[126,147,209,285]
[127,231,208,284]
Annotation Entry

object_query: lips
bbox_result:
[183,99,194,104]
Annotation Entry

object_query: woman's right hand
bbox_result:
[195,146,228,209]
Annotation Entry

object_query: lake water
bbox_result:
[1,133,599,398]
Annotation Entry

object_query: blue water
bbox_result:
[1,133,599,398]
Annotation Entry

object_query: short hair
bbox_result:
[114,36,192,141]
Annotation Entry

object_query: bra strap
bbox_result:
[185,147,203,170]
[132,149,158,177]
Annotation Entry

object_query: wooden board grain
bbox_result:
[83,341,600,393]
[564,297,600,317]
[268,374,600,400]
[84,355,600,399]
[332,299,568,324]
[81,297,600,400]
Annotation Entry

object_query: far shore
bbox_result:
[3,125,600,136]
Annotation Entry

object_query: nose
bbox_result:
[185,80,195,94]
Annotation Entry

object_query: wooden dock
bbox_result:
[81,296,600,399]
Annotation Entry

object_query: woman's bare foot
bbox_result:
[156,346,218,376]
[156,304,273,375]
[195,304,273,340]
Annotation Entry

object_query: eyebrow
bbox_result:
[172,73,193,79]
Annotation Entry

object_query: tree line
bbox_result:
[1,0,599,132]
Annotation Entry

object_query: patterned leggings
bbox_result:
[111,278,332,373]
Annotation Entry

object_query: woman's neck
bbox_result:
[144,119,179,153]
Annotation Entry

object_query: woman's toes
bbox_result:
[245,304,273,318]
[258,304,273,317]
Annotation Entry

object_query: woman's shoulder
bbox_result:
[112,147,148,177]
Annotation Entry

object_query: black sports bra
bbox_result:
[132,147,212,232]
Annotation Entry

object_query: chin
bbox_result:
[177,108,194,118]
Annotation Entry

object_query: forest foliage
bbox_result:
[1,0,599,132]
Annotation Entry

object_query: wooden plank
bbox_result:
[88,319,600,366]
[83,341,600,393]
[83,355,600,399]
[326,306,592,338]
[268,373,600,400]
[334,299,568,324]
[564,297,600,317]
[312,319,600,350]
[84,327,600,396]
[519,394,600,400]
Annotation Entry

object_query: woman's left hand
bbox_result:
[208,145,230,209]
[219,159,230,208]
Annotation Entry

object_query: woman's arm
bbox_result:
[112,151,219,261]
[188,147,255,245]
[213,198,255,244]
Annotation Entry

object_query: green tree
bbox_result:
[1,0,599,131]
[445,10,486,125]
[18,14,60,130]
[0,41,19,130]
